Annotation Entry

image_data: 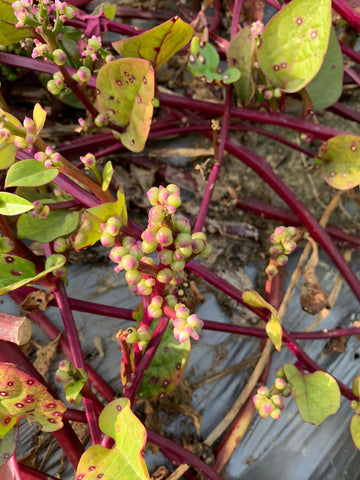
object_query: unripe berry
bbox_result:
[141,227,157,244]
[274,226,286,237]
[187,314,200,329]
[142,240,157,254]
[174,317,186,330]
[157,268,173,283]
[137,325,152,342]
[126,327,138,343]
[192,238,206,254]
[166,184,180,195]
[253,394,263,409]
[100,232,115,247]
[158,249,173,265]
[258,399,274,418]
[148,304,162,318]
[199,243,212,258]
[156,227,173,247]
[177,330,190,343]
[265,264,278,277]
[134,280,152,296]
[276,254,288,266]
[170,271,185,284]
[47,79,61,95]
[271,394,284,410]
[54,237,67,253]
[94,114,108,128]
[121,236,134,248]
[175,233,192,249]
[165,294,177,309]
[148,205,166,224]
[147,187,159,205]
[175,303,189,319]
[158,187,170,205]
[275,367,286,378]
[109,246,128,263]
[129,243,143,260]
[274,377,287,391]
[171,258,185,272]
[257,386,271,397]
[52,48,66,65]
[282,239,296,255]
[174,217,191,234]
[286,226,297,237]
[125,269,142,285]
[281,386,291,398]
[167,193,181,208]
[269,244,283,256]
[178,245,193,258]
[269,407,282,419]
[121,254,139,271]
[151,296,163,308]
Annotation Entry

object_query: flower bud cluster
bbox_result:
[173,303,204,343]
[13,0,73,29]
[12,0,34,28]
[253,367,291,419]
[81,35,102,62]
[99,216,122,248]
[54,236,73,253]
[35,146,63,168]
[124,325,152,351]
[31,201,50,219]
[265,226,297,277]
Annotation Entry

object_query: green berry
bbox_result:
[156,227,173,247]
[100,232,115,247]
[126,327,138,343]
[125,269,142,285]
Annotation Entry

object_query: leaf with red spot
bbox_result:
[96,59,155,152]
[258,0,331,93]
[0,253,66,296]
[317,135,360,190]
[112,16,193,72]
[75,398,150,480]
[0,363,66,436]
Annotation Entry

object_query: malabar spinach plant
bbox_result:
[1,0,360,478]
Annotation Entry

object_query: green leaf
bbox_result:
[187,37,240,85]
[0,362,66,433]
[317,135,360,190]
[351,414,360,450]
[306,28,343,111]
[96,58,155,152]
[17,209,79,242]
[5,159,58,187]
[74,189,127,251]
[75,398,150,480]
[258,0,331,93]
[0,143,17,170]
[112,16,193,72]
[227,25,256,105]
[242,290,282,351]
[102,161,114,192]
[0,192,34,216]
[0,0,34,46]
[0,253,65,295]
[0,424,17,466]
[284,364,340,425]
[63,369,88,405]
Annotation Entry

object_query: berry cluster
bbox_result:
[35,146,63,168]
[124,325,152,351]
[265,226,297,277]
[105,184,211,344]
[253,367,291,419]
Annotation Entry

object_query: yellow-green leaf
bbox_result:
[0,0,34,46]
[112,16,193,72]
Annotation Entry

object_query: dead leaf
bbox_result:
[20,290,54,312]
[32,333,62,377]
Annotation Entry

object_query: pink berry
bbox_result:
[156,227,173,247]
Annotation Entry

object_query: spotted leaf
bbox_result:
[75,398,150,480]
[0,253,65,295]
[258,0,331,93]
[0,363,66,434]
[112,16,193,72]
[318,135,360,190]
[96,59,155,152]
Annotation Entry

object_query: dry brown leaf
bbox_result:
[20,290,54,312]
[33,333,62,377]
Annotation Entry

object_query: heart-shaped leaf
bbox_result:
[75,398,150,480]
[74,188,127,251]
[96,59,155,152]
[227,25,256,105]
[17,209,79,242]
[351,414,360,450]
[0,0,34,46]
[0,193,34,216]
[5,159,58,187]
[258,0,331,93]
[284,364,340,425]
[242,290,282,351]
[0,362,66,433]
[306,27,343,111]
[112,16,193,72]
[0,253,65,295]
[317,135,360,190]
[187,36,240,85]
